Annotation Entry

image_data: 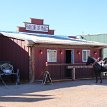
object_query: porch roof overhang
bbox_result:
[0,31,107,48]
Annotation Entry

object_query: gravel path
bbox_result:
[1,79,107,107]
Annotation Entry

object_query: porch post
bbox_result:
[72,67,75,81]
[29,46,35,83]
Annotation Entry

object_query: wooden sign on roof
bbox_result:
[17,18,54,35]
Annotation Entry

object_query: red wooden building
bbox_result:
[0,18,107,82]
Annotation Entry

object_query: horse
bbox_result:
[86,56,107,83]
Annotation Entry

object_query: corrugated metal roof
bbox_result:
[0,31,107,48]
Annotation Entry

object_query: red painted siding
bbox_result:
[30,18,43,24]
[0,34,102,81]
[0,35,29,82]
[32,47,99,80]
[75,49,82,63]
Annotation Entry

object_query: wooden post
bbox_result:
[16,69,20,85]
[29,47,35,83]
[46,61,48,67]
[72,67,75,81]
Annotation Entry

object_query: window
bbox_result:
[47,49,57,62]
[82,50,90,62]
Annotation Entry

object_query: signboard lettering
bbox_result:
[25,23,49,32]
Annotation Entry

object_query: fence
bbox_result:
[47,63,93,80]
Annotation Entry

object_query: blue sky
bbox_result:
[0,0,107,36]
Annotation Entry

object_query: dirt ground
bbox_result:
[1,79,107,107]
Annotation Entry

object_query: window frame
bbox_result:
[82,50,90,62]
[47,49,57,62]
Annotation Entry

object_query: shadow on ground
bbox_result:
[0,79,107,103]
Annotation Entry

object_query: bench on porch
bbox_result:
[0,62,20,86]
